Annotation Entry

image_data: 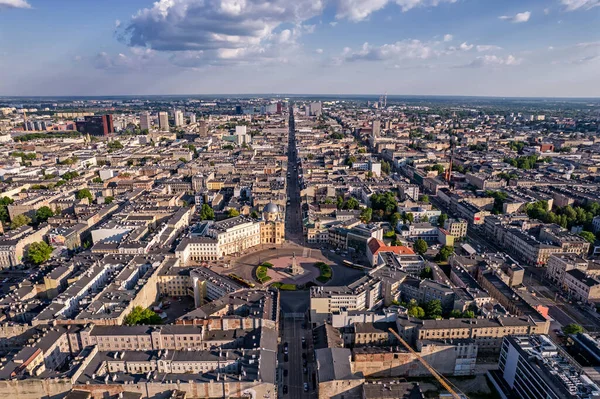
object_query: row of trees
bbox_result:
[526,200,600,238]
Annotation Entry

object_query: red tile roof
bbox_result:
[367,238,414,256]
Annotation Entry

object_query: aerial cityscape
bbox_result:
[1,1,600,399]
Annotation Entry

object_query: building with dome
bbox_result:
[260,202,285,244]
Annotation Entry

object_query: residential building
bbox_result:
[494,335,600,399]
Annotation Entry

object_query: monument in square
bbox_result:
[290,252,303,275]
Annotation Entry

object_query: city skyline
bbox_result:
[0,0,599,97]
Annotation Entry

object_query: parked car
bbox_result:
[303,383,309,392]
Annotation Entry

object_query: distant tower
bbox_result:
[372,119,381,138]
[158,112,169,131]
[174,109,184,127]
[290,252,302,275]
[140,112,151,131]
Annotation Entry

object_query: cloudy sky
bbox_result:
[0,0,598,97]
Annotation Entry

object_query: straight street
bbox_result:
[279,314,316,399]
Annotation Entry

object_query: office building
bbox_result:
[76,115,114,137]
[174,109,184,127]
[372,119,380,137]
[189,113,196,124]
[496,335,600,399]
[139,112,151,131]
[158,111,169,131]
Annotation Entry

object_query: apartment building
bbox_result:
[397,315,545,353]
[444,218,468,238]
[0,224,51,268]
[545,253,589,285]
[563,269,600,304]
[495,335,600,399]
[207,216,261,257]
[175,237,220,264]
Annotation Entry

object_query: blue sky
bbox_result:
[0,0,599,96]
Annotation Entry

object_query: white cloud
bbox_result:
[459,42,473,51]
[115,20,121,28]
[315,48,324,54]
[461,54,522,68]
[0,0,30,9]
[476,44,503,52]
[92,48,159,71]
[335,0,389,21]
[334,0,457,22]
[330,21,338,27]
[333,39,439,64]
[561,0,600,11]
[121,0,324,67]
[499,11,531,23]
[443,34,453,42]
[543,8,550,15]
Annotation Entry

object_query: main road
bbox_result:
[277,107,318,399]
[285,106,304,244]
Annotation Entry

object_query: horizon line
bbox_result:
[1,93,600,100]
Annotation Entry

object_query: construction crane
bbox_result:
[388,328,463,399]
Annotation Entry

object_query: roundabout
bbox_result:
[256,253,325,287]
[207,243,366,289]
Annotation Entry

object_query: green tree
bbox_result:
[381,160,391,174]
[360,207,373,223]
[432,164,445,174]
[35,206,54,223]
[462,310,475,318]
[420,267,433,279]
[92,177,103,183]
[104,196,114,204]
[390,212,401,227]
[437,213,448,228]
[61,171,79,181]
[420,194,430,203]
[344,197,360,210]
[26,241,53,265]
[124,306,162,325]
[562,323,584,335]
[414,238,428,255]
[408,306,425,318]
[371,191,398,215]
[579,231,596,244]
[10,214,32,229]
[406,212,414,224]
[436,245,455,262]
[107,140,124,150]
[337,195,344,210]
[0,196,14,223]
[449,310,463,318]
[227,208,240,218]
[76,188,93,202]
[425,300,443,319]
[199,204,215,220]
[250,210,259,219]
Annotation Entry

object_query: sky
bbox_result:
[0,0,599,97]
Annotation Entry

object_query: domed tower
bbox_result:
[262,202,281,222]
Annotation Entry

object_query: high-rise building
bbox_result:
[140,112,151,131]
[76,115,114,136]
[496,335,600,399]
[174,110,184,127]
[310,101,322,116]
[372,119,380,137]
[198,120,208,136]
[189,113,196,124]
[158,112,169,131]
